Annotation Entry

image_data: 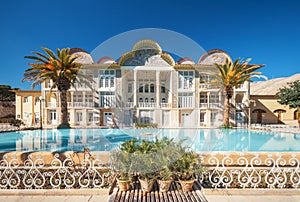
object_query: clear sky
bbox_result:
[1,0,300,89]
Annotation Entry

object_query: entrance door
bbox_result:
[257,112,262,123]
[162,111,170,127]
[181,113,190,127]
[103,112,113,126]
[49,110,57,124]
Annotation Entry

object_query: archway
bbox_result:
[273,109,286,123]
[252,109,266,123]
[294,110,299,120]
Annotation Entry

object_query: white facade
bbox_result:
[40,40,251,128]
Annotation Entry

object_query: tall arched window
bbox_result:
[294,110,299,120]
[150,84,155,93]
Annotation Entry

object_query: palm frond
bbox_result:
[42,47,57,59]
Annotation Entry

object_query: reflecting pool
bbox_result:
[0,128,299,152]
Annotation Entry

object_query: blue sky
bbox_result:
[1,0,300,89]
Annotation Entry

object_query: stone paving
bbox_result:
[0,189,300,202]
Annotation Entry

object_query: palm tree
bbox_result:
[215,58,263,126]
[23,47,91,128]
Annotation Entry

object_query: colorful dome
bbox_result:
[198,49,231,65]
[177,57,195,64]
[97,56,115,64]
[70,48,94,64]
[132,39,162,53]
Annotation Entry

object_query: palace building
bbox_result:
[24,40,253,128]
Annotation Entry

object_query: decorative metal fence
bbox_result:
[0,153,111,189]
[200,152,300,189]
[0,152,299,189]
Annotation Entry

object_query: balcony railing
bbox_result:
[209,103,223,109]
[126,102,134,108]
[125,102,171,108]
[46,102,57,107]
[199,103,223,109]
[199,83,220,90]
[68,102,95,108]
[235,83,247,91]
[199,103,208,108]
[161,103,171,108]
[138,102,156,108]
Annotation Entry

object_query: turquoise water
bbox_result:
[0,128,299,152]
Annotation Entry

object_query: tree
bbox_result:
[276,80,300,127]
[23,47,91,128]
[215,58,263,126]
[0,85,19,101]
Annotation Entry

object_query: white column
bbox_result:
[156,71,160,108]
[70,92,74,108]
[83,92,86,107]
[82,109,87,126]
[169,71,172,107]
[133,70,137,106]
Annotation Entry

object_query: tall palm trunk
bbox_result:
[59,89,69,127]
[223,88,233,126]
[298,106,300,128]
[223,95,230,126]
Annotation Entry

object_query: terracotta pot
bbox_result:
[158,179,172,192]
[117,179,131,191]
[179,178,194,192]
[139,178,155,193]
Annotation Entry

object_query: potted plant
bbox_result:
[172,146,203,192]
[154,137,180,192]
[110,139,138,191]
[157,166,173,192]
[134,140,157,194]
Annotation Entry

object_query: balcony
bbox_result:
[138,102,156,108]
[161,103,171,108]
[235,84,247,91]
[68,102,95,108]
[198,83,220,90]
[209,103,223,109]
[199,103,223,109]
[46,102,58,108]
[125,102,171,108]
[199,103,208,109]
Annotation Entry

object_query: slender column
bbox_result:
[70,92,74,107]
[82,92,86,107]
[133,70,137,106]
[169,71,172,108]
[156,71,160,108]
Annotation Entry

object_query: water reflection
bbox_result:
[0,129,300,152]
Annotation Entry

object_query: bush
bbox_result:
[135,122,158,128]
[10,119,24,130]
[57,123,71,129]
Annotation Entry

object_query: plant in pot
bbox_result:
[172,146,203,192]
[134,140,158,194]
[110,139,138,191]
[154,137,181,192]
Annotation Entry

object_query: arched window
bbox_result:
[150,84,155,93]
[294,110,299,120]
[145,84,149,93]
[274,109,286,123]
[252,109,266,124]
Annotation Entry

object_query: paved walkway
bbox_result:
[0,189,300,202]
